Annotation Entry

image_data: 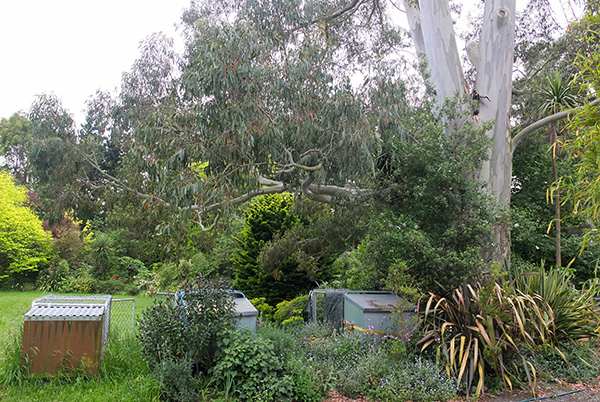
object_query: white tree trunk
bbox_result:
[403,0,517,264]
[475,0,516,262]
[405,0,466,105]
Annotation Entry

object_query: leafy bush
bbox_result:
[94,278,126,294]
[152,356,200,402]
[149,259,199,292]
[68,270,96,293]
[273,294,308,324]
[373,107,494,293]
[249,297,274,322]
[368,359,458,402]
[0,171,54,282]
[137,277,235,372]
[112,256,146,282]
[257,324,298,360]
[36,258,70,291]
[212,328,294,401]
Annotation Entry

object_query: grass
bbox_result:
[0,291,158,402]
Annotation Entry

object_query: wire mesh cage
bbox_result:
[30,294,112,349]
[110,298,136,340]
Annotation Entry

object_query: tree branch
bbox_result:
[199,172,286,214]
[76,145,167,205]
[316,0,362,24]
[512,98,600,150]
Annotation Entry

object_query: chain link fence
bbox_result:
[110,298,136,341]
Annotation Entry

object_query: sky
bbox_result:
[0,0,582,125]
[0,0,189,123]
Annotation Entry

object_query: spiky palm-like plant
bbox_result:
[537,71,579,266]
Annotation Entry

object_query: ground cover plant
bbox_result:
[1,279,600,402]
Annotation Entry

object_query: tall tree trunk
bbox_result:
[474,0,516,265]
[550,122,562,266]
[403,0,517,266]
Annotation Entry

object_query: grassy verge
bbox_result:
[0,291,158,402]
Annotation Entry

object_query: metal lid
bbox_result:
[24,304,105,321]
[234,297,258,317]
[344,292,405,313]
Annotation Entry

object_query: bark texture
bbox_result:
[403,0,517,264]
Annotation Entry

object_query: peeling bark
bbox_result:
[403,0,516,265]
[417,0,466,104]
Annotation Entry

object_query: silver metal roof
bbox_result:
[32,294,111,307]
[24,304,106,321]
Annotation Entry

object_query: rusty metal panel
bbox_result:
[22,304,106,376]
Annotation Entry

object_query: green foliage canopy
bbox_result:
[0,172,53,281]
[232,193,327,304]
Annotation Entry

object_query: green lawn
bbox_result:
[0,291,155,340]
[0,291,160,402]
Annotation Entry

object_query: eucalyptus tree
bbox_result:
[87,0,599,269]
[0,113,31,184]
[104,0,409,235]
[399,0,600,264]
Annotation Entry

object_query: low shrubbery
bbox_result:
[3,261,599,402]
[418,265,600,398]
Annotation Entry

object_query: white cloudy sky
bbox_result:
[0,0,189,122]
[0,0,581,125]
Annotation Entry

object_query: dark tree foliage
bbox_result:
[232,193,329,304]
[0,113,31,184]
[372,101,494,293]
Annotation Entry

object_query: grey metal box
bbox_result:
[343,292,414,336]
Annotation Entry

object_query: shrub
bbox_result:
[0,171,54,282]
[69,271,96,293]
[257,324,298,360]
[112,256,146,283]
[150,259,199,292]
[152,356,200,402]
[249,297,274,322]
[418,281,541,398]
[369,359,458,402]
[137,277,235,372]
[36,258,70,291]
[274,294,308,324]
[94,278,126,294]
[212,328,294,401]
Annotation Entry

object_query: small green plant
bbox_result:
[212,328,294,401]
[36,259,70,292]
[368,359,458,402]
[249,297,274,322]
[137,276,235,372]
[273,295,308,324]
[152,356,200,402]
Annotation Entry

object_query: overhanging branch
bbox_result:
[512,98,600,150]
[315,0,362,24]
